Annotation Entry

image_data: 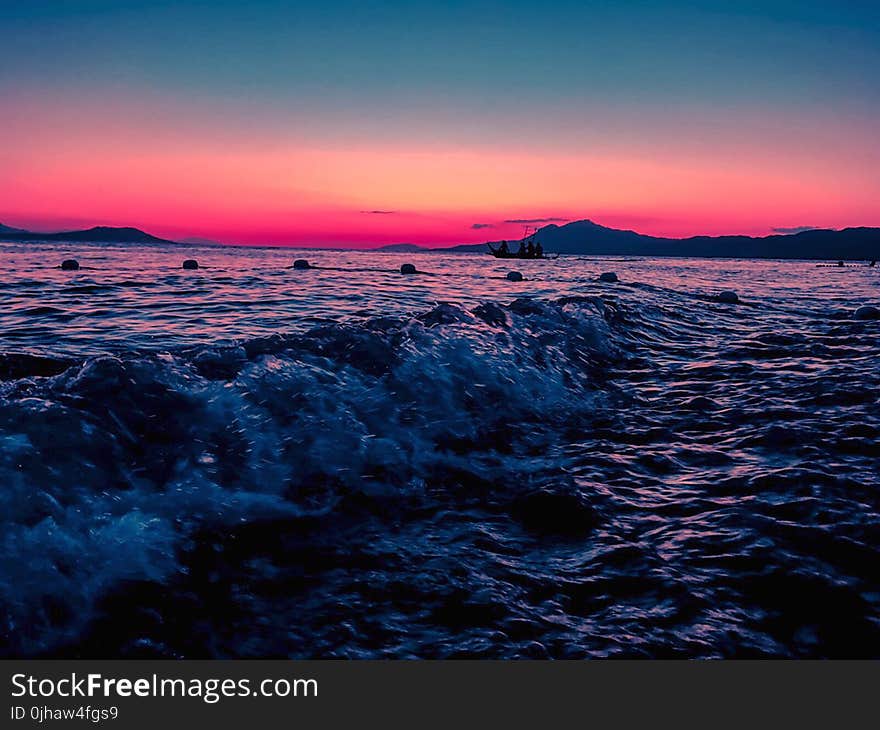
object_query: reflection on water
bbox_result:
[1,240,878,658]
[3,240,876,356]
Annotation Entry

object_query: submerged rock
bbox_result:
[717,290,739,304]
[400,263,417,275]
[598,272,618,283]
[293,259,311,270]
[506,271,524,282]
[853,305,880,320]
[182,259,199,270]
[60,259,80,271]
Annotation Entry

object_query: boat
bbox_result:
[486,226,559,260]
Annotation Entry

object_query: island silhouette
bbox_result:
[2,219,879,260]
[379,219,880,261]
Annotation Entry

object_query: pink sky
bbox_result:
[2,89,878,247]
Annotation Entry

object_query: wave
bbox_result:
[0,295,630,656]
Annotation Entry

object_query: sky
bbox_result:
[1,0,878,246]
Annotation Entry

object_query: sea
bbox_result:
[1,239,879,658]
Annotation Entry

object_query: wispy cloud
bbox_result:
[504,217,569,224]
[772,225,818,234]
[361,210,397,215]
[470,222,494,229]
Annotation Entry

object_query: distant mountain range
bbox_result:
[373,243,426,253]
[0,225,173,244]
[178,236,225,246]
[378,220,880,260]
[3,220,879,260]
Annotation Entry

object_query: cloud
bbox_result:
[470,223,494,229]
[772,225,818,234]
[361,210,397,215]
[504,217,569,224]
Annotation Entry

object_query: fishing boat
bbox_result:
[486,226,558,259]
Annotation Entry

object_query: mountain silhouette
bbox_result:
[177,236,224,246]
[412,219,880,260]
[4,220,878,259]
[1,226,173,244]
[374,243,426,253]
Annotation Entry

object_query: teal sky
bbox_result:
[2,1,878,244]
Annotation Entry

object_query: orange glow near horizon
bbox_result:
[2,90,878,246]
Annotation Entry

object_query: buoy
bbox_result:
[400,263,417,275]
[506,271,524,282]
[182,259,199,270]
[853,305,880,320]
[598,272,618,283]
[293,259,311,270]
[717,290,739,304]
[60,259,79,271]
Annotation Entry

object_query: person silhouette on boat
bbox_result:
[535,242,543,259]
[870,260,877,267]
[498,240,509,256]
[517,240,527,258]
[526,241,535,258]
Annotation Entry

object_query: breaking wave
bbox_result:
[2,286,879,658]
[0,296,627,656]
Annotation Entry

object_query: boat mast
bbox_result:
[522,225,541,254]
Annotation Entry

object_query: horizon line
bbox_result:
[1,217,859,250]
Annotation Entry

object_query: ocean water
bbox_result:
[1,239,879,658]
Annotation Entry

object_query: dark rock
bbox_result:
[853,305,879,320]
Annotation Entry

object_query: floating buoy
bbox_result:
[506,271,524,282]
[598,271,618,283]
[853,305,880,320]
[717,290,739,304]
[400,263,417,275]
[293,259,311,270]
[60,259,79,271]
[182,259,199,270]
